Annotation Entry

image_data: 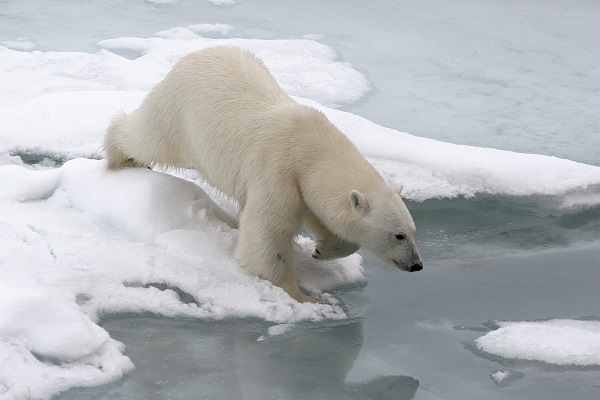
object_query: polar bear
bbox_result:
[105,46,422,303]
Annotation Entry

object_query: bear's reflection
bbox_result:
[56,316,419,400]
[233,319,419,399]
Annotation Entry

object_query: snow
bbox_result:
[0,287,134,400]
[0,20,599,400]
[0,287,107,360]
[491,370,509,382]
[475,319,600,366]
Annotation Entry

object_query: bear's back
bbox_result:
[120,46,369,207]
[171,46,290,109]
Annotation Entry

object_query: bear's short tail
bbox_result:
[104,112,145,170]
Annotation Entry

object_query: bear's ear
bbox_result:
[393,184,403,196]
[350,190,369,213]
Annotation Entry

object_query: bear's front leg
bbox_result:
[304,211,360,260]
[236,188,318,303]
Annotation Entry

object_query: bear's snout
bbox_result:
[410,262,423,272]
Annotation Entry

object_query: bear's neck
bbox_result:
[289,104,387,243]
[300,147,386,243]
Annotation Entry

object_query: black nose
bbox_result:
[410,262,423,272]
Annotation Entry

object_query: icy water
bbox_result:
[55,198,600,400]
[1,0,599,399]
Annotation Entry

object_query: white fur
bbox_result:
[105,46,422,303]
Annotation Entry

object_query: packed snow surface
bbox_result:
[1,26,599,400]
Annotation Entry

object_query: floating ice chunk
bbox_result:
[257,323,295,341]
[475,319,600,366]
[268,323,295,336]
[490,370,524,387]
[491,370,509,382]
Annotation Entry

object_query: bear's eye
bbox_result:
[395,234,406,241]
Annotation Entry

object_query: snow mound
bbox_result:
[475,319,600,367]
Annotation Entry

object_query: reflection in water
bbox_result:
[56,316,418,400]
[232,320,418,399]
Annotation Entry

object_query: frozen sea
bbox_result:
[0,1,599,400]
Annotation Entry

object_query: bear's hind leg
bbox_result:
[304,211,360,260]
[236,187,318,303]
[104,112,146,170]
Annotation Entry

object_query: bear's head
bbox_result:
[349,185,423,272]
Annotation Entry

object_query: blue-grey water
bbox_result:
[55,197,600,400]
[2,0,599,399]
